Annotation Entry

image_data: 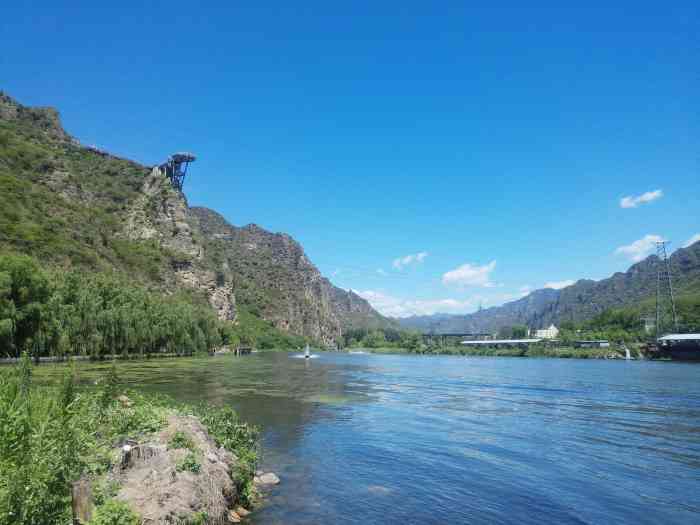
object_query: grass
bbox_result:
[0,355,259,524]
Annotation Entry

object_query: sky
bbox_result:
[2,2,699,317]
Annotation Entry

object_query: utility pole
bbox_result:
[655,241,679,339]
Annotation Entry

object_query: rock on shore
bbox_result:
[109,414,249,523]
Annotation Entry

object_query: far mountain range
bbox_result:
[398,241,700,334]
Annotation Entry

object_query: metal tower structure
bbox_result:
[160,152,196,191]
[655,240,679,339]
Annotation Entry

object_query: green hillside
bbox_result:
[0,91,390,354]
[0,92,177,283]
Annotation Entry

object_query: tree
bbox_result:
[512,325,528,339]
[0,254,51,357]
[497,326,514,339]
[363,330,386,348]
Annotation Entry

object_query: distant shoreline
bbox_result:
[356,345,633,359]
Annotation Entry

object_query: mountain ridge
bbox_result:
[398,242,700,333]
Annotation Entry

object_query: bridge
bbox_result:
[421,333,493,345]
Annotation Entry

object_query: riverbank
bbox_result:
[362,345,629,359]
[0,355,260,524]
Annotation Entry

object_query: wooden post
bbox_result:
[71,477,93,524]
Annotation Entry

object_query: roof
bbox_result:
[170,152,196,162]
[461,339,542,345]
[658,334,700,341]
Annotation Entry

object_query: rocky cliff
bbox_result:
[0,91,388,344]
[190,207,389,343]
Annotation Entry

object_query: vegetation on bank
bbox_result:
[341,326,628,358]
[231,308,309,350]
[0,356,259,525]
[556,300,699,342]
[342,327,616,357]
[0,253,224,359]
[367,344,615,359]
[341,327,422,351]
[0,253,312,359]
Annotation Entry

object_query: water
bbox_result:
[39,353,700,524]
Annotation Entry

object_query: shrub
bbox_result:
[0,356,259,523]
[168,430,195,451]
[0,357,164,524]
[88,499,139,525]
[176,452,201,474]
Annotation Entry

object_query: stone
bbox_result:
[235,506,251,517]
[255,472,280,486]
[116,414,240,522]
[118,394,133,408]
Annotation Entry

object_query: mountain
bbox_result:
[0,91,389,344]
[189,207,390,340]
[399,243,700,333]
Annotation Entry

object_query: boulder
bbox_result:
[254,472,280,486]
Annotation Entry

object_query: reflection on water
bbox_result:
[37,353,700,524]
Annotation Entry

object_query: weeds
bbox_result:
[168,430,196,451]
[88,499,139,525]
[0,357,259,523]
[176,452,201,474]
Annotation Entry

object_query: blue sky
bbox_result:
[2,2,698,317]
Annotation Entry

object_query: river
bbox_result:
[40,352,700,524]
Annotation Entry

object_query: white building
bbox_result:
[534,324,559,339]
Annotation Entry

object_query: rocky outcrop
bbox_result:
[112,414,246,523]
[124,167,236,321]
[329,286,394,331]
[190,207,390,344]
[0,91,72,142]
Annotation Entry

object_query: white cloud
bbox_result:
[392,251,429,270]
[615,234,665,262]
[543,280,575,290]
[519,285,533,296]
[683,233,700,248]
[376,268,387,276]
[620,189,663,209]
[442,261,496,288]
[355,290,474,317]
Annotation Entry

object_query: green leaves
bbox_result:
[176,452,201,474]
[0,254,227,358]
[88,500,139,525]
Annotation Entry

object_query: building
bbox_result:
[534,324,559,339]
